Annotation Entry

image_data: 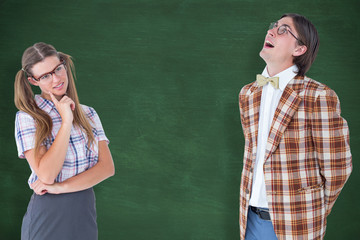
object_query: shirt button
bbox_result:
[245,189,250,194]
[250,168,253,173]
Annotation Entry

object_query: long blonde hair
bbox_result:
[14,42,95,158]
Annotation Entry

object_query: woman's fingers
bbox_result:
[58,96,76,111]
[70,101,75,111]
[50,94,75,123]
[49,92,58,105]
[31,180,48,195]
[50,94,75,110]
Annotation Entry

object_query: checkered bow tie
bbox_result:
[256,74,279,89]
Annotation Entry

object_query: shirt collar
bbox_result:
[34,94,55,114]
[261,65,298,91]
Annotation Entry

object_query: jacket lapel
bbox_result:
[264,79,303,162]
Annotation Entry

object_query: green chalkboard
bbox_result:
[0,0,359,239]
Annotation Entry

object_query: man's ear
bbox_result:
[293,45,307,57]
[28,77,39,86]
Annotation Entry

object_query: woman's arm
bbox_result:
[24,94,75,185]
[31,140,115,194]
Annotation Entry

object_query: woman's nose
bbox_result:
[52,73,61,82]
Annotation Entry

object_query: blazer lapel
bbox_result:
[264,79,303,162]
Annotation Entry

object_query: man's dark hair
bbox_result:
[281,13,319,77]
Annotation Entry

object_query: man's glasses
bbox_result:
[269,22,304,45]
[32,61,67,82]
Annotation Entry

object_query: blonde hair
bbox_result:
[14,42,95,159]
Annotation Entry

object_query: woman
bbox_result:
[14,42,115,240]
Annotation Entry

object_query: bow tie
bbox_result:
[256,74,279,89]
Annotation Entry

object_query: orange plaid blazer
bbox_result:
[238,76,352,240]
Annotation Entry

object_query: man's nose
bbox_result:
[267,28,276,37]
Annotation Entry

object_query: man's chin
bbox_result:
[259,50,269,62]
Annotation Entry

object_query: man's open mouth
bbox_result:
[265,40,274,48]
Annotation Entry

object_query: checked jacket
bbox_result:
[238,76,352,240]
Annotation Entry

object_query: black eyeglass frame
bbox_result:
[31,60,67,82]
[269,22,304,45]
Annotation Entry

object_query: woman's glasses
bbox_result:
[32,61,67,82]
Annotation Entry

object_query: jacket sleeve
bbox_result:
[311,87,352,217]
[239,89,247,137]
[238,84,252,137]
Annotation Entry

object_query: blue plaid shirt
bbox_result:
[15,95,109,187]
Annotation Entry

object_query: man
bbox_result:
[238,13,352,240]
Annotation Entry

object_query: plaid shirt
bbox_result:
[238,76,352,240]
[15,95,109,187]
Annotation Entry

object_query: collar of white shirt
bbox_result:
[261,65,299,91]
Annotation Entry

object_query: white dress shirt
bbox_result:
[249,65,298,208]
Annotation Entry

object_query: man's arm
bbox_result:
[311,87,352,216]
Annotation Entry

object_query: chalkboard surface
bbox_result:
[0,0,359,239]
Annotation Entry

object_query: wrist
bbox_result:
[53,181,67,194]
[61,121,73,129]
[59,181,69,193]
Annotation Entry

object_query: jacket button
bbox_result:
[245,189,249,194]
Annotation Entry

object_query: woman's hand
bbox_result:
[50,93,75,125]
[30,179,49,195]
[30,179,63,195]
